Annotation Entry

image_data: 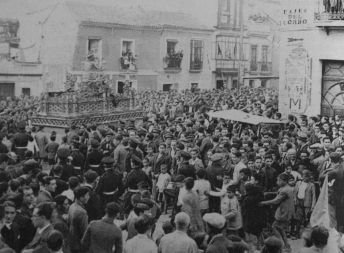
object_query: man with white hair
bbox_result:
[158,212,198,253]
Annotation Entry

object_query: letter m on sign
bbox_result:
[290,98,301,110]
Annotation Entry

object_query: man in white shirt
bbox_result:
[125,214,157,253]
[159,212,198,253]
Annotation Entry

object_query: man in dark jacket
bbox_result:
[84,170,102,221]
[96,157,124,209]
[81,202,123,253]
[1,201,35,253]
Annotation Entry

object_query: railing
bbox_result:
[215,59,240,70]
[250,62,272,73]
[164,54,183,71]
[316,11,344,21]
[190,60,203,71]
[40,95,134,116]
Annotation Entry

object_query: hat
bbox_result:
[173,174,185,183]
[211,153,223,162]
[91,139,100,148]
[106,131,114,136]
[17,121,26,130]
[101,156,114,165]
[57,148,70,159]
[134,203,150,211]
[180,151,191,160]
[264,236,283,250]
[152,128,160,134]
[137,181,149,189]
[164,133,173,139]
[297,132,308,142]
[203,213,226,230]
[226,185,237,193]
[84,170,98,182]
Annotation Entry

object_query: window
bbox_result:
[167,40,177,55]
[87,38,102,60]
[250,45,257,71]
[163,84,173,92]
[249,80,255,88]
[121,40,136,70]
[190,40,203,71]
[261,46,269,71]
[22,88,30,97]
[165,40,183,69]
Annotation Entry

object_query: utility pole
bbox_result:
[238,0,244,88]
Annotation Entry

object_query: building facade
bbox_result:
[214,0,275,89]
[0,18,43,98]
[35,2,215,92]
[278,0,344,117]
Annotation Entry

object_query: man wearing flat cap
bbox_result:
[296,132,309,159]
[203,213,246,253]
[100,131,115,156]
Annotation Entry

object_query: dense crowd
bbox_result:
[0,88,339,253]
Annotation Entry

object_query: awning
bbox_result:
[208,109,282,125]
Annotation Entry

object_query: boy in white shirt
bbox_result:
[193,169,211,215]
[156,163,171,210]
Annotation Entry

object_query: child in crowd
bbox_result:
[142,157,152,178]
[260,173,294,250]
[291,170,316,239]
[210,184,242,236]
[193,169,211,215]
[156,163,171,210]
[284,164,302,185]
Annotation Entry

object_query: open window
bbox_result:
[121,39,136,71]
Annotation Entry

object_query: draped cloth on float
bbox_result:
[310,175,340,253]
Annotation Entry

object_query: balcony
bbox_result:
[120,52,137,72]
[215,59,241,73]
[190,59,203,72]
[316,11,344,21]
[163,51,183,72]
[250,62,272,73]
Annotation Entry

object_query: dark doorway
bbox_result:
[117,81,132,94]
[261,80,267,88]
[232,80,238,89]
[163,84,172,92]
[216,80,224,89]
[22,88,30,97]
[0,83,14,99]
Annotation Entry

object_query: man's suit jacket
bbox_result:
[113,144,128,173]
[1,213,36,253]
[152,153,172,174]
[68,202,89,251]
[81,217,123,253]
[25,224,54,253]
[294,181,316,209]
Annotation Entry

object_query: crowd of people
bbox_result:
[0,87,339,253]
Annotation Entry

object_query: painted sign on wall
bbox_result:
[283,40,312,114]
[280,0,315,28]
